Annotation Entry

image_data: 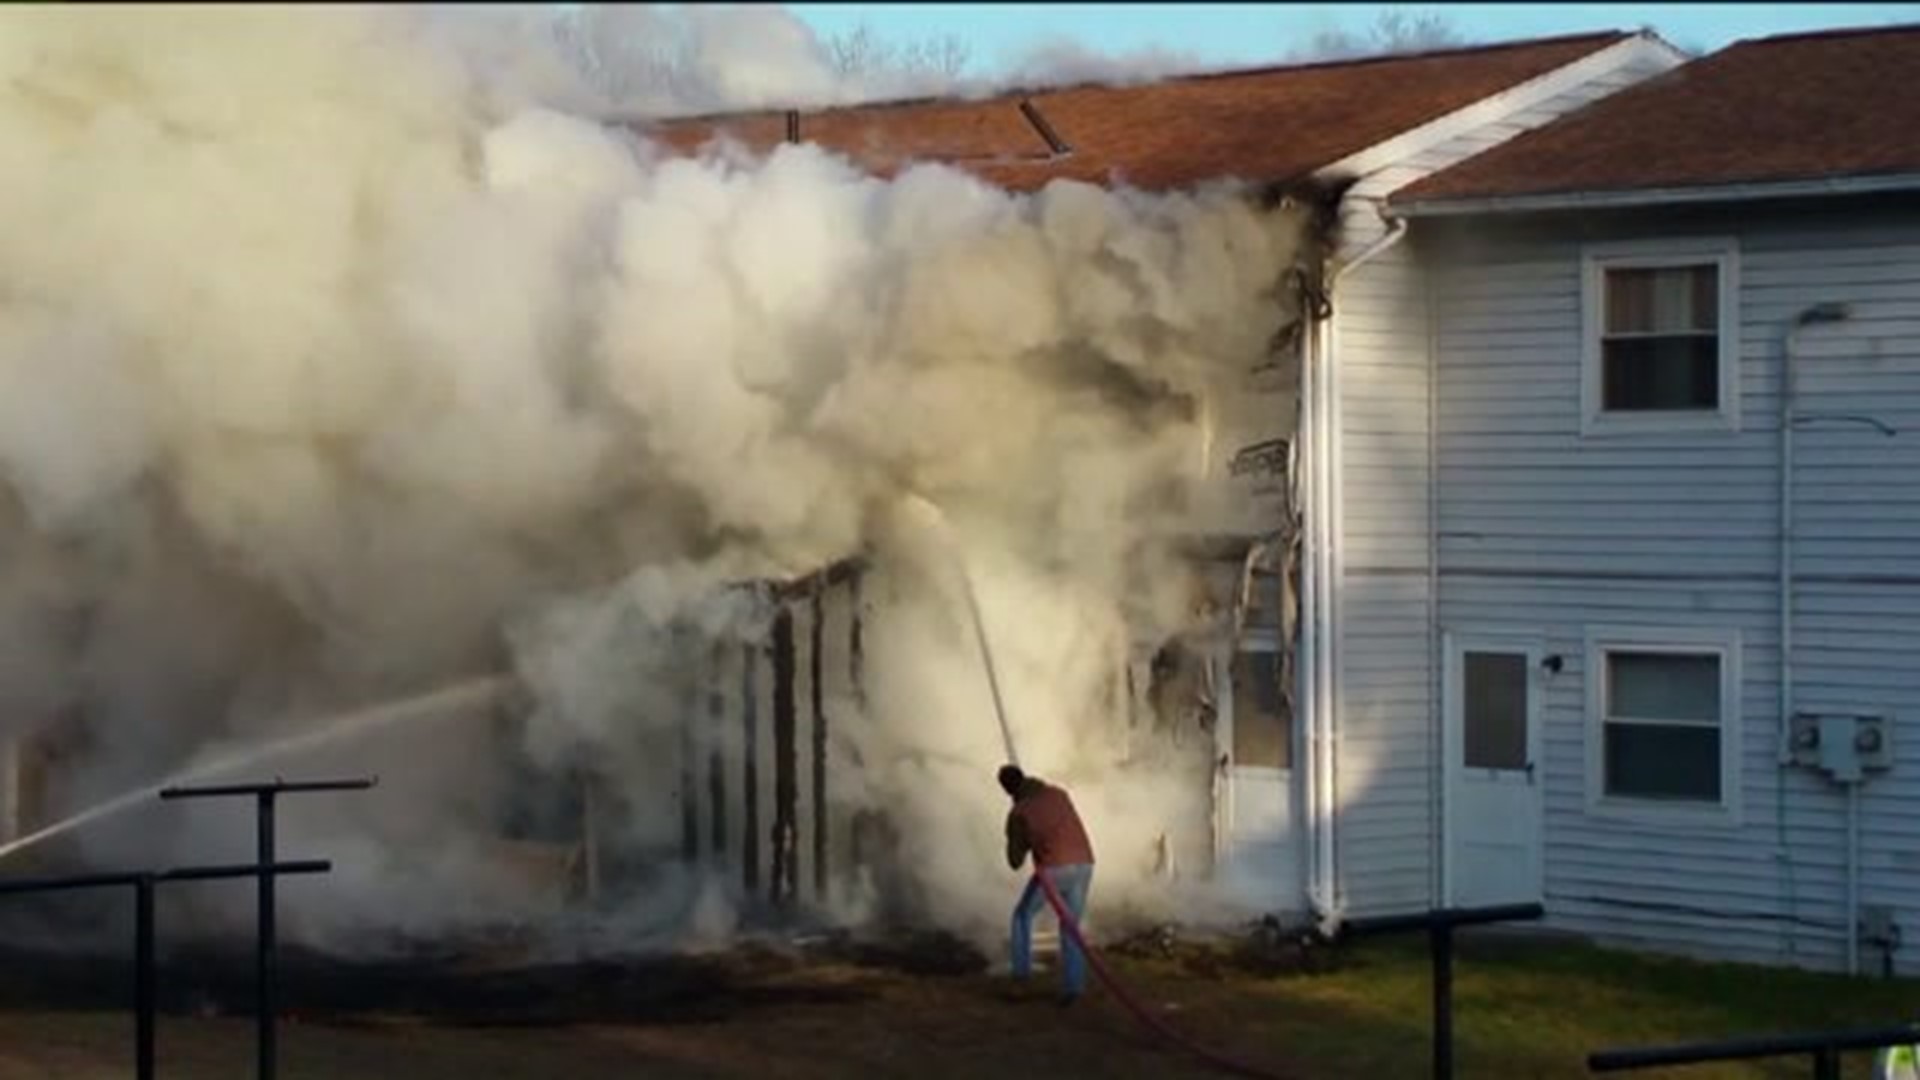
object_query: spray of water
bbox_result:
[0,676,506,865]
[898,492,1020,768]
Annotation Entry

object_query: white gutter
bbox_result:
[1392,172,1920,219]
[1308,206,1410,929]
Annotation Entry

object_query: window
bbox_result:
[1231,648,1291,769]
[1464,652,1528,770]
[1582,240,1739,434]
[1585,627,1741,823]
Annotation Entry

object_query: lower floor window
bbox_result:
[1590,631,1737,814]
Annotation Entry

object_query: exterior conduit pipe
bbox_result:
[1848,780,1862,977]
[1308,204,1410,930]
[1776,302,1851,967]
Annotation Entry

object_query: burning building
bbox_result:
[0,7,1684,957]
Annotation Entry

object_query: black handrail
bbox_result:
[1590,1024,1920,1079]
[0,860,331,1080]
[1337,903,1546,1080]
[161,776,374,1080]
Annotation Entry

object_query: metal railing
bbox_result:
[1590,1024,1920,1079]
[1337,902,1546,1080]
[0,860,331,1080]
[0,773,371,1079]
[160,777,375,1080]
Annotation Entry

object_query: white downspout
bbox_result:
[1298,289,1322,918]
[1425,252,1443,907]
[1310,205,1410,926]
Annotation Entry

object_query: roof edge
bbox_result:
[1391,172,1920,218]
[1310,30,1682,186]
[631,29,1635,131]
[1727,20,1920,50]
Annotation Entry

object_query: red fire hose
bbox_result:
[1030,869,1293,1080]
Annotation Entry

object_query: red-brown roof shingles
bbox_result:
[642,32,1633,194]
[1395,23,1920,206]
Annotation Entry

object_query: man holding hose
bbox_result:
[999,764,1096,1004]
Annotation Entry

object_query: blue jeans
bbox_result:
[1010,863,1094,997]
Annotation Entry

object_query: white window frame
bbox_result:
[1584,625,1742,827]
[1580,237,1741,437]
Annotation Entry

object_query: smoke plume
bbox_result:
[0,4,1309,951]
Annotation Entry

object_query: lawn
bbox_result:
[1,931,1917,1078]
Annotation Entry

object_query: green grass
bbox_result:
[1118,932,1920,1078]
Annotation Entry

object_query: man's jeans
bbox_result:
[1010,863,1094,997]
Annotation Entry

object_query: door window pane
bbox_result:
[1231,650,1290,769]
[1464,652,1527,770]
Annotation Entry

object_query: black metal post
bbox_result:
[1339,903,1544,1080]
[0,859,331,1080]
[258,792,275,1079]
[1431,923,1453,1080]
[135,874,155,1080]
[1814,1047,1840,1080]
[160,778,372,1080]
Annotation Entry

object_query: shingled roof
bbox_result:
[644,31,1635,194]
[1394,23,1920,211]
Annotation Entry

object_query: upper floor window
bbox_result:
[1581,239,1739,435]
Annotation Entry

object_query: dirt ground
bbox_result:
[0,955,1307,1080]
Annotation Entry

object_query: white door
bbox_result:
[1216,638,1304,908]
[1444,635,1544,908]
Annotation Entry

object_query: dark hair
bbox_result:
[996,764,1024,797]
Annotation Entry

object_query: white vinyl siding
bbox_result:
[1326,35,1687,918]
[1417,202,1920,972]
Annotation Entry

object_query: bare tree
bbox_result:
[547,7,974,114]
[547,5,700,106]
[826,22,972,80]
[895,32,973,80]
[1289,9,1471,62]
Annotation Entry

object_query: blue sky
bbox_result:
[786,4,1920,68]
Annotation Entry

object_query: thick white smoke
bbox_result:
[0,5,1308,950]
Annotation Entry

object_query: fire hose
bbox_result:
[1031,867,1292,1080]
